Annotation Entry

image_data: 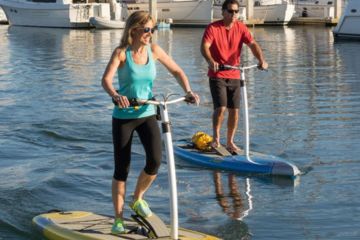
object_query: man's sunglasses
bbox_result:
[141,27,156,34]
[226,9,239,14]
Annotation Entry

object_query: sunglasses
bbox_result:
[140,27,156,34]
[226,9,239,14]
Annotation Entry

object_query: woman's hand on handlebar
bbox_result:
[258,61,268,70]
[113,94,130,108]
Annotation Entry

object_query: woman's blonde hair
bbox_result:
[119,11,154,49]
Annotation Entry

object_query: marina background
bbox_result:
[0,24,360,239]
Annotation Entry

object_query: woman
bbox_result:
[101,11,200,234]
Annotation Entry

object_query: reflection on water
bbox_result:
[214,172,247,220]
[0,24,359,240]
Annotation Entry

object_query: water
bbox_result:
[0,24,359,240]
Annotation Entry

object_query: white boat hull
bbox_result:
[333,0,360,40]
[89,16,125,29]
[0,0,112,28]
[254,3,295,25]
[123,0,213,26]
[0,6,7,23]
[295,2,334,18]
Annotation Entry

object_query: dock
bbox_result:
[289,17,338,26]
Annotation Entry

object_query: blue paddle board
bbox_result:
[174,140,300,177]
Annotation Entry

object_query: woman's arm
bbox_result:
[152,43,200,104]
[101,48,130,107]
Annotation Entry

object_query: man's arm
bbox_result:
[201,41,219,72]
[248,41,268,70]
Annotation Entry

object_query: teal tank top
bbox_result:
[113,45,157,119]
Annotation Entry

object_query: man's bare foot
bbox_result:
[226,143,242,155]
[210,141,220,149]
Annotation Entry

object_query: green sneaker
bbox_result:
[111,218,125,235]
[130,199,153,218]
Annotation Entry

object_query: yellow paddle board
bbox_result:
[32,211,220,240]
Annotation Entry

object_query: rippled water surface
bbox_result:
[0,25,359,240]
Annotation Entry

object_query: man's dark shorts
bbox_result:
[209,77,241,109]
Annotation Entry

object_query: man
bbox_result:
[201,0,268,154]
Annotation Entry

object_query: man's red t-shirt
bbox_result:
[202,20,253,79]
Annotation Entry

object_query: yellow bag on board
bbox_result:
[191,132,213,151]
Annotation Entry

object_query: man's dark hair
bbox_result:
[222,0,240,10]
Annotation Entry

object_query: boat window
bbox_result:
[31,0,57,2]
[351,9,357,13]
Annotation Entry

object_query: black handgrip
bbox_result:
[112,97,139,106]
[219,64,226,71]
[219,64,232,71]
[111,93,161,120]
[112,90,139,106]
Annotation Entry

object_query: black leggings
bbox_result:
[112,115,162,181]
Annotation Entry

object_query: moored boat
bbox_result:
[0,6,7,24]
[294,0,336,18]
[90,16,126,29]
[121,0,213,27]
[333,0,360,40]
[0,0,123,28]
[254,0,295,24]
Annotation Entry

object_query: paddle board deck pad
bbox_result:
[174,140,300,177]
[32,211,220,240]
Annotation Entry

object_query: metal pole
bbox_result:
[149,0,157,23]
[246,0,254,21]
[334,0,342,19]
[241,70,250,159]
[160,104,178,239]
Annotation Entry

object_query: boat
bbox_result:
[294,0,336,18]
[0,6,7,24]
[250,0,296,25]
[213,0,295,25]
[89,0,127,29]
[0,0,124,28]
[174,140,300,177]
[121,0,213,26]
[89,16,126,29]
[333,0,360,40]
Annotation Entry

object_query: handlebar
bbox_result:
[219,64,259,71]
[137,97,186,106]
[112,95,187,107]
